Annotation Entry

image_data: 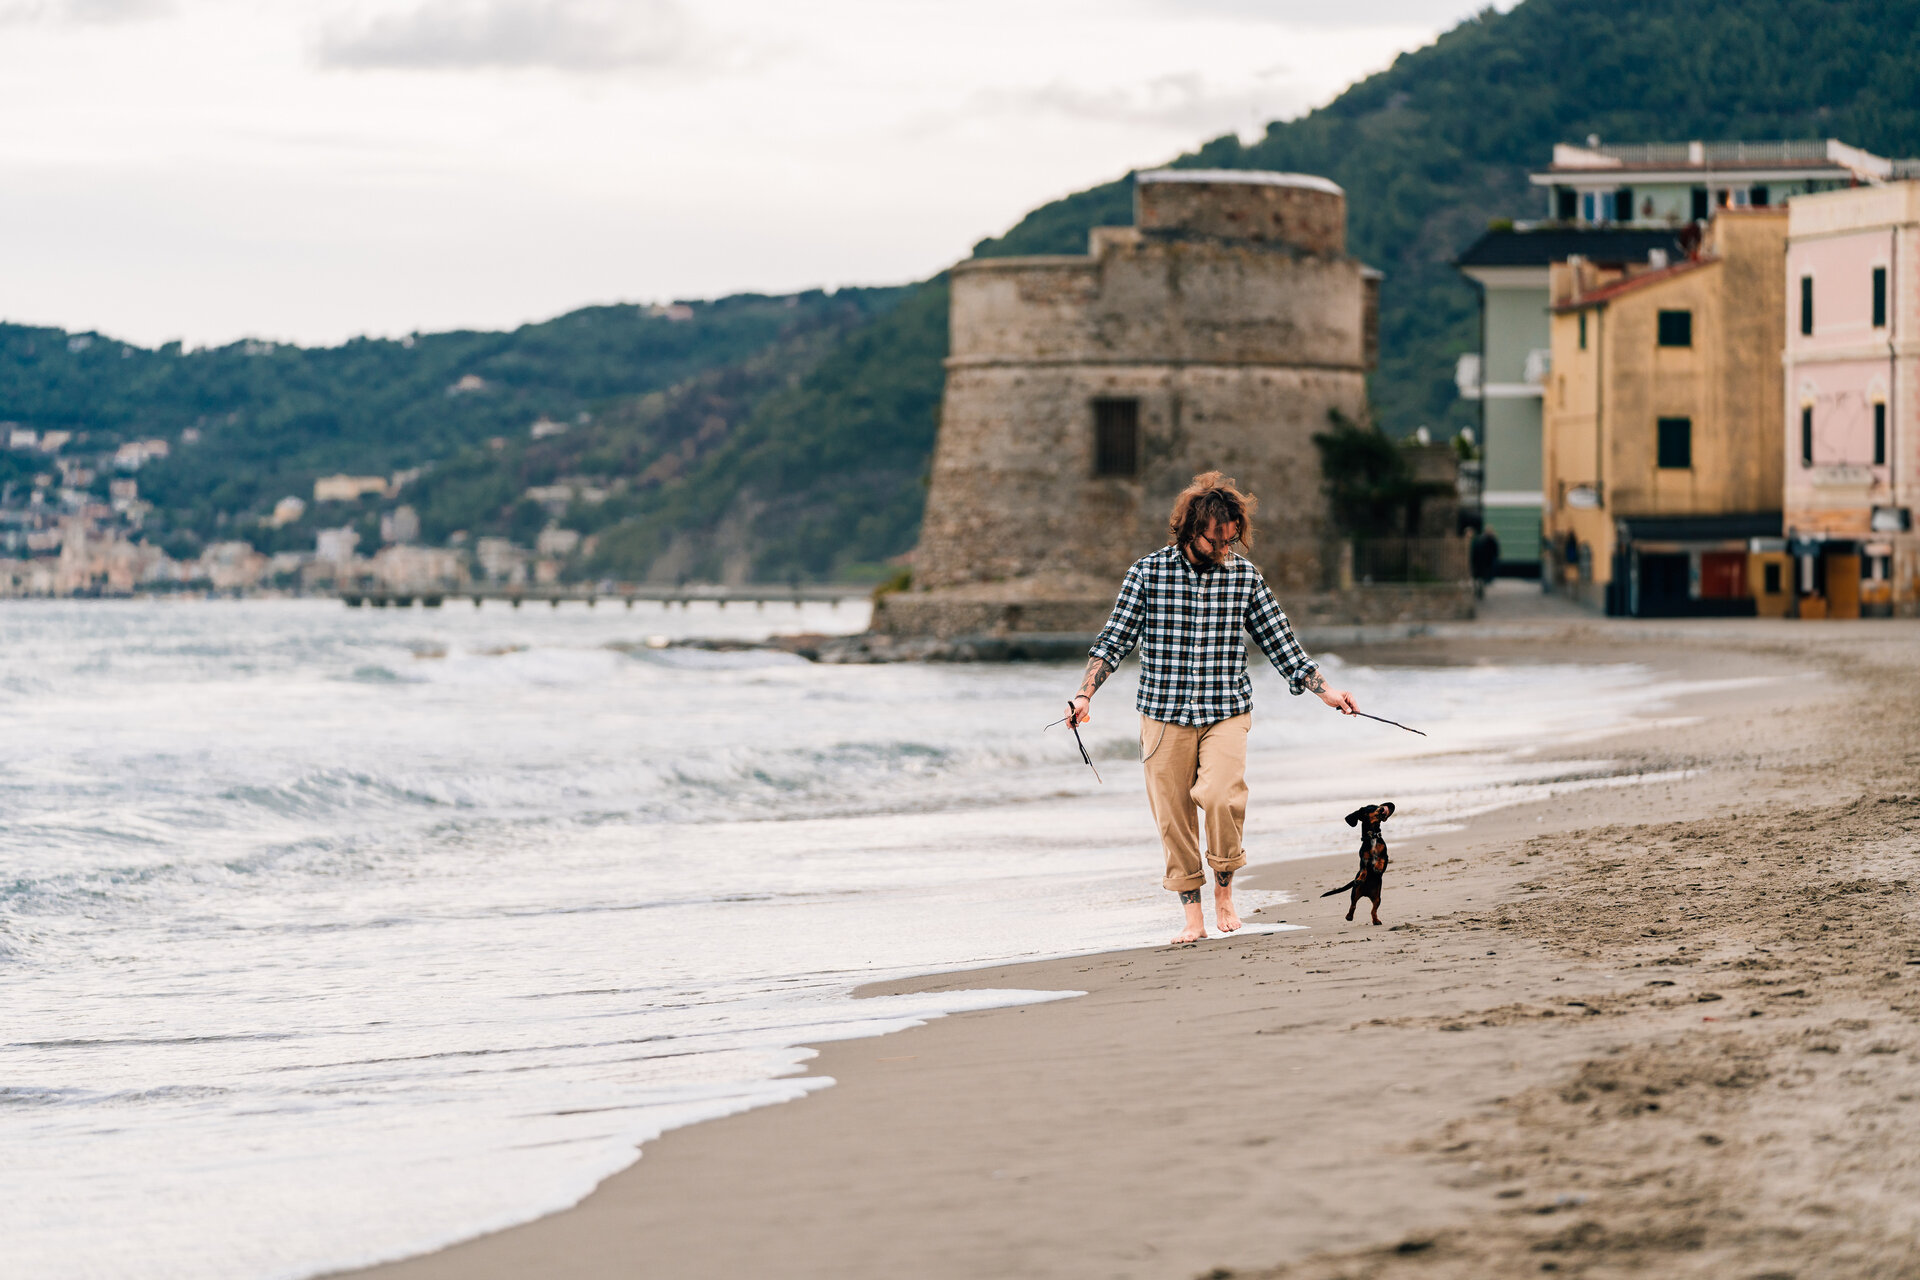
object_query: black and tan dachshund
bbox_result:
[1321,802,1395,925]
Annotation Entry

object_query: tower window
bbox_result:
[1656,417,1692,469]
[1800,275,1814,335]
[1874,402,1887,466]
[1578,312,1587,350]
[1872,266,1887,328]
[1657,310,1693,347]
[1093,398,1140,477]
[1801,406,1814,465]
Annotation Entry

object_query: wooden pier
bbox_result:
[335,584,874,610]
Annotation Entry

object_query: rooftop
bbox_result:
[1136,168,1343,197]
[1551,256,1715,312]
[1535,138,1895,182]
[1456,225,1689,269]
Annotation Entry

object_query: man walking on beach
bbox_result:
[1069,472,1358,944]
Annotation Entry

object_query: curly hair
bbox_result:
[1167,471,1257,553]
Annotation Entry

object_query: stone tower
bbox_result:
[878,169,1379,639]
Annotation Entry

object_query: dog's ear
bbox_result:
[1344,805,1367,827]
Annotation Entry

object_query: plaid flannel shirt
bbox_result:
[1087,545,1318,727]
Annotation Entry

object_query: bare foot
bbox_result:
[1171,897,1206,945]
[1215,887,1242,933]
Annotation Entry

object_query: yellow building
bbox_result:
[312,475,390,504]
[1542,209,1788,615]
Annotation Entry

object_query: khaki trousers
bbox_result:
[1139,713,1250,893]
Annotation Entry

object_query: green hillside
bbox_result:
[8,0,1920,581]
[0,289,905,559]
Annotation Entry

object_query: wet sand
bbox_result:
[344,622,1920,1280]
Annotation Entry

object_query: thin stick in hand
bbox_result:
[1353,710,1426,737]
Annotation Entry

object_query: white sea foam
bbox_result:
[0,600,1764,1279]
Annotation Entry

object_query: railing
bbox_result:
[1591,142,1693,165]
[331,582,874,609]
[1582,140,1833,166]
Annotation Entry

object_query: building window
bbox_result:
[1093,398,1140,477]
[1657,310,1693,347]
[1751,185,1770,207]
[1872,266,1887,329]
[1801,406,1814,465]
[1764,561,1783,595]
[1614,188,1633,221]
[1557,188,1577,221]
[1657,417,1692,469]
[1691,187,1708,220]
[1578,312,1587,350]
[1800,275,1814,335]
[1874,402,1887,466]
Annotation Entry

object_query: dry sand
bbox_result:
[345,622,1920,1280]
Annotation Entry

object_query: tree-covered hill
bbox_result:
[0,290,905,554]
[8,0,1920,581]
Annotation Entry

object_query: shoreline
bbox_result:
[339,625,1920,1279]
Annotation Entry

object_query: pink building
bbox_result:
[1783,181,1920,617]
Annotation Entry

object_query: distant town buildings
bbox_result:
[380,504,420,545]
[475,536,528,584]
[0,425,534,599]
[1457,226,1689,572]
[1783,181,1920,618]
[315,526,360,563]
[313,475,389,503]
[1458,138,1920,618]
[1542,209,1788,614]
[113,439,170,470]
[1534,139,1903,226]
[535,525,581,557]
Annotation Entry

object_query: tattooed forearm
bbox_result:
[1077,656,1114,701]
[1303,669,1327,695]
[1215,869,1234,887]
[1179,888,1202,904]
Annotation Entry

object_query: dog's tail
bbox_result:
[1320,880,1358,898]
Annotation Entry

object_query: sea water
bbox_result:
[0,599,1749,1279]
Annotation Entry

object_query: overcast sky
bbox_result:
[0,0,1501,348]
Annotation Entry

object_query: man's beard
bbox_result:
[1187,541,1229,571]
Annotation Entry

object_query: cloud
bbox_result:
[315,0,706,72]
[1119,0,1502,27]
[971,70,1303,137]
[0,0,170,24]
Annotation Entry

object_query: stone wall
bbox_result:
[1134,169,1346,253]
[915,360,1366,592]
